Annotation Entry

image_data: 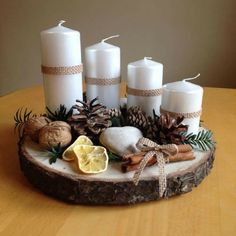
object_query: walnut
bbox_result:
[24,116,51,142]
[38,121,72,149]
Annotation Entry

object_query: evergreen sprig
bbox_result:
[108,151,122,162]
[48,143,63,164]
[111,116,122,127]
[184,129,215,151]
[14,107,34,138]
[110,105,128,127]
[46,105,73,121]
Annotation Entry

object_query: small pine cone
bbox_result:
[70,97,112,139]
[109,108,121,118]
[127,106,148,131]
[145,117,158,140]
[70,123,88,136]
[150,113,188,145]
[67,114,88,136]
[87,116,112,135]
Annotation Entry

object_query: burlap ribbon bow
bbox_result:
[133,137,179,197]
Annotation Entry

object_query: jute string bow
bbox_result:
[133,137,179,197]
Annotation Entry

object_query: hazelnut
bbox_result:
[24,116,51,142]
[38,121,72,149]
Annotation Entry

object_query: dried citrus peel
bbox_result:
[62,135,93,161]
[73,145,108,174]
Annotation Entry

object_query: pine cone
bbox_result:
[126,106,149,132]
[109,108,121,118]
[146,113,188,145]
[68,97,112,139]
[145,116,158,140]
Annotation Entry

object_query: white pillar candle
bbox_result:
[161,74,203,134]
[40,20,83,112]
[127,57,163,116]
[85,35,120,109]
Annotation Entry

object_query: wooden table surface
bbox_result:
[0,83,235,236]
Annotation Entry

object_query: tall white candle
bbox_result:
[85,35,120,109]
[40,20,83,112]
[127,57,163,116]
[161,74,203,134]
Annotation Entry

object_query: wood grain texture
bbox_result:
[0,83,235,235]
[19,137,215,205]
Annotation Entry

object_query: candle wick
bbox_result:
[101,35,120,43]
[144,57,152,60]
[183,73,201,82]
[58,20,66,26]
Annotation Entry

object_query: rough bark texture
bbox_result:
[18,139,215,205]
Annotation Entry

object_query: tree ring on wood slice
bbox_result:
[18,136,215,205]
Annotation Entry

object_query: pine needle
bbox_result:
[46,105,73,121]
[108,151,121,162]
[14,107,34,138]
[184,129,215,151]
[48,143,63,164]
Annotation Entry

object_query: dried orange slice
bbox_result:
[73,145,108,174]
[62,135,93,161]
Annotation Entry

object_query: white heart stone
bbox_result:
[99,126,143,157]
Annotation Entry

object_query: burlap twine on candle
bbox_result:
[85,77,121,86]
[160,107,202,119]
[41,64,83,75]
[133,137,178,198]
[127,86,162,97]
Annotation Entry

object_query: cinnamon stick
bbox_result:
[168,151,195,162]
[122,150,194,165]
[121,151,195,173]
[121,157,156,173]
[122,145,192,161]
[122,152,146,165]
[177,144,192,153]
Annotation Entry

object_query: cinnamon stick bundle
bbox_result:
[121,144,194,173]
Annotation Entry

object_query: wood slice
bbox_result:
[19,137,215,205]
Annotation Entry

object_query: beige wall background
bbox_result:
[0,0,235,95]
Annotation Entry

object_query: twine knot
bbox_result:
[133,137,179,198]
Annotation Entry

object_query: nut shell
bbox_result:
[38,121,72,149]
[24,116,51,142]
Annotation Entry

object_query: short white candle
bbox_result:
[40,20,83,112]
[85,35,120,109]
[127,57,163,116]
[161,74,203,134]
